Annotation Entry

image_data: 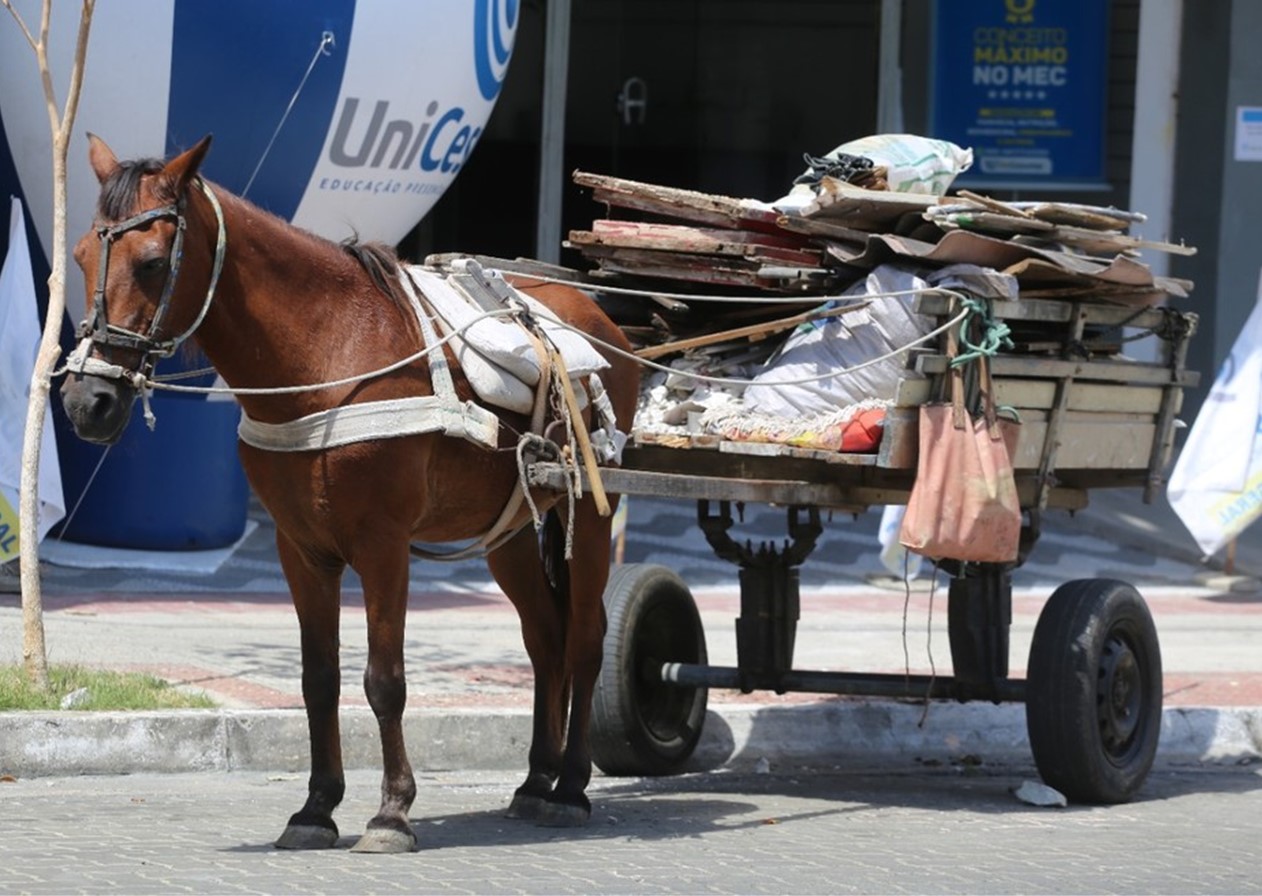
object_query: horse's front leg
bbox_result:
[274,533,346,850]
[349,539,418,853]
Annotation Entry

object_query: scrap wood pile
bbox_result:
[568,171,1196,359]
[559,135,1199,454]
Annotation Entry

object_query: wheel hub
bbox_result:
[1097,634,1143,754]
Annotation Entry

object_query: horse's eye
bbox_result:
[136,255,168,278]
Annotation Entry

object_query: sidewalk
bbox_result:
[2,489,1261,777]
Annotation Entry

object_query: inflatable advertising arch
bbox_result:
[0,0,517,549]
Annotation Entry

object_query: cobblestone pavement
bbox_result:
[2,764,1261,895]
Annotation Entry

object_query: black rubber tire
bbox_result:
[1026,578,1163,804]
[590,564,709,776]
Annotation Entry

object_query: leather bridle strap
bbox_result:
[72,178,227,379]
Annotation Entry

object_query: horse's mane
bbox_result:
[100,155,409,311]
[340,239,408,308]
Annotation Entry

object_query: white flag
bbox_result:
[0,196,66,562]
[1167,269,1262,556]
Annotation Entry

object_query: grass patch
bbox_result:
[0,665,216,711]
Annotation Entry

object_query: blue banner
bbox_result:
[931,0,1111,189]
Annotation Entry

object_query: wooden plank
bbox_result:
[589,219,813,253]
[580,245,762,287]
[1026,419,1158,470]
[878,408,1159,471]
[916,354,1198,387]
[1034,302,1090,509]
[581,245,839,292]
[1022,202,1141,230]
[527,462,864,508]
[957,189,1036,219]
[774,212,869,245]
[633,430,877,466]
[1145,311,1196,500]
[1045,223,1198,257]
[915,293,1182,331]
[925,208,1195,257]
[573,170,783,232]
[894,377,1169,415]
[570,221,823,266]
[931,210,1059,236]
[526,460,1087,511]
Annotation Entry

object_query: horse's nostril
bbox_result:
[90,391,116,418]
[62,376,135,445]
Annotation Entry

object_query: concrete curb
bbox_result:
[3,703,1260,778]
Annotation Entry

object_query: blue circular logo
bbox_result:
[474,0,518,102]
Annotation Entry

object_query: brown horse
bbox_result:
[60,135,639,852]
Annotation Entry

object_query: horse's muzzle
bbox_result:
[60,374,137,445]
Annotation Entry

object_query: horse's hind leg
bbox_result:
[274,533,346,850]
[349,538,418,853]
[542,497,615,827]
[487,526,569,820]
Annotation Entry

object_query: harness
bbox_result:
[66,178,227,402]
[65,182,620,560]
[235,268,502,452]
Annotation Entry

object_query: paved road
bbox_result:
[3,764,1260,894]
[4,489,1262,779]
[3,489,1262,895]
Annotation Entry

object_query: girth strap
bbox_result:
[236,268,500,452]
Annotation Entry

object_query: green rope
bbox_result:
[950,296,1013,367]
[949,296,1021,423]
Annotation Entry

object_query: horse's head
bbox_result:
[60,133,222,444]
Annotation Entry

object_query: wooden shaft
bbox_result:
[551,351,612,517]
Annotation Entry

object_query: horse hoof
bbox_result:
[538,801,591,828]
[505,793,548,820]
[275,824,339,850]
[350,826,417,854]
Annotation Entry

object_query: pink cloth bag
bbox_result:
[900,352,1021,563]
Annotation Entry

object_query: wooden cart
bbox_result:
[527,288,1199,804]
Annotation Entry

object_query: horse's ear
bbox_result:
[87,132,120,184]
[161,134,213,193]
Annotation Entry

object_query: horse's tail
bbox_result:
[541,509,570,611]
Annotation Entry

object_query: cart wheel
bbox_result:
[1026,578,1162,803]
[591,564,709,776]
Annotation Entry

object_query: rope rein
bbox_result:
[78,282,976,400]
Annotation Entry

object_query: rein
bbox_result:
[128,288,974,399]
[62,176,972,411]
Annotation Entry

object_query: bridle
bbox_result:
[66,177,227,388]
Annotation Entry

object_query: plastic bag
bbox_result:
[743,265,934,417]
[779,133,973,200]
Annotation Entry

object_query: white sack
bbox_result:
[743,265,935,418]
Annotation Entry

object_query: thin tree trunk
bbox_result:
[4,0,96,689]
